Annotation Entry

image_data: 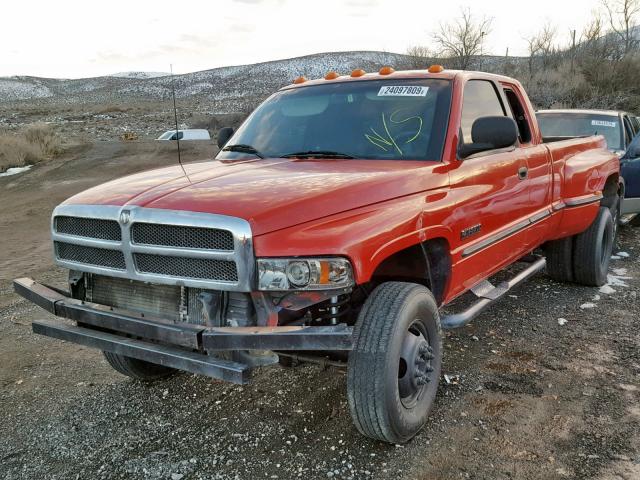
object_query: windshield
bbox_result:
[216,79,452,161]
[536,112,622,151]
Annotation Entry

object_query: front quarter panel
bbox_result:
[252,189,454,285]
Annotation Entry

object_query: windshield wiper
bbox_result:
[280,150,356,159]
[222,144,264,158]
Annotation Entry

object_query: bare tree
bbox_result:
[579,13,618,60]
[525,23,558,74]
[432,8,492,70]
[603,0,640,55]
[405,46,435,69]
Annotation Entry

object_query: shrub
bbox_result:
[0,124,62,173]
[24,123,62,156]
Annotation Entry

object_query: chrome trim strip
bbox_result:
[51,204,255,292]
[462,209,552,258]
[563,193,603,207]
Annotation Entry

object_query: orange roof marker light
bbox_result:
[379,66,395,75]
[324,71,339,80]
[293,76,307,84]
[350,69,366,78]
[428,64,445,73]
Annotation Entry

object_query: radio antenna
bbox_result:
[170,64,191,183]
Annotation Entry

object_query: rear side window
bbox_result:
[460,80,506,144]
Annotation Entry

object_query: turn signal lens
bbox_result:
[350,69,366,77]
[324,71,339,80]
[293,76,307,84]
[379,66,395,75]
[428,64,444,73]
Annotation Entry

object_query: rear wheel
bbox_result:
[347,282,442,444]
[103,351,176,381]
[602,194,620,239]
[573,207,614,286]
[545,237,574,283]
[630,213,640,227]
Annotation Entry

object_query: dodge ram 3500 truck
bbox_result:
[14,66,621,444]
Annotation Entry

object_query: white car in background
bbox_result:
[156,129,211,141]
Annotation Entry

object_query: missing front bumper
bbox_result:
[13,278,353,384]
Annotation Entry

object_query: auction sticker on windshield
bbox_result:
[378,86,429,97]
[591,120,617,128]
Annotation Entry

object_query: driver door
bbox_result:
[448,79,531,292]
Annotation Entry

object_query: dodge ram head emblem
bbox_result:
[119,210,131,225]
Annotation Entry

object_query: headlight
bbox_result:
[257,257,354,291]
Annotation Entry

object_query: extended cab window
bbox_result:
[216,79,452,161]
[503,87,532,143]
[460,80,505,145]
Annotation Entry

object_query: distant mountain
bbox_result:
[0,51,521,113]
[109,72,171,79]
[0,51,412,112]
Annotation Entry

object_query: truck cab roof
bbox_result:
[280,68,522,91]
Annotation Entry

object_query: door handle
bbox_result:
[518,166,528,180]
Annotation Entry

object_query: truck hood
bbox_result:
[63,158,448,236]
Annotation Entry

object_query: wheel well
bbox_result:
[601,174,621,209]
[370,238,451,305]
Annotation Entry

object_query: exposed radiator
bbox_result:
[86,274,253,326]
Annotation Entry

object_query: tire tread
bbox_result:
[103,351,176,381]
[347,282,441,443]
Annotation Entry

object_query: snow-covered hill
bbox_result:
[0,51,523,113]
[109,72,171,79]
[0,51,413,112]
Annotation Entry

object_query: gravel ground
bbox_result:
[1,143,639,480]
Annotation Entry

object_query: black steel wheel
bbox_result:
[347,282,442,444]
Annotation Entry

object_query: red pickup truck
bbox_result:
[15,67,620,444]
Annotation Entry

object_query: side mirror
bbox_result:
[217,127,234,148]
[459,116,518,159]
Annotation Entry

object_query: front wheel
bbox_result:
[103,351,176,381]
[347,282,442,444]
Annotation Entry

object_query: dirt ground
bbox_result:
[1,142,639,480]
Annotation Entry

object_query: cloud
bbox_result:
[343,0,381,17]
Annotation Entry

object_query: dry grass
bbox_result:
[0,123,62,173]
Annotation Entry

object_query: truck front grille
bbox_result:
[55,242,126,270]
[51,206,254,291]
[134,254,238,282]
[131,223,234,251]
[54,216,121,241]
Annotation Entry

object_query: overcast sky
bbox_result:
[2,0,603,79]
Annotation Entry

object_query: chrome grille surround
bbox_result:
[51,204,255,291]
